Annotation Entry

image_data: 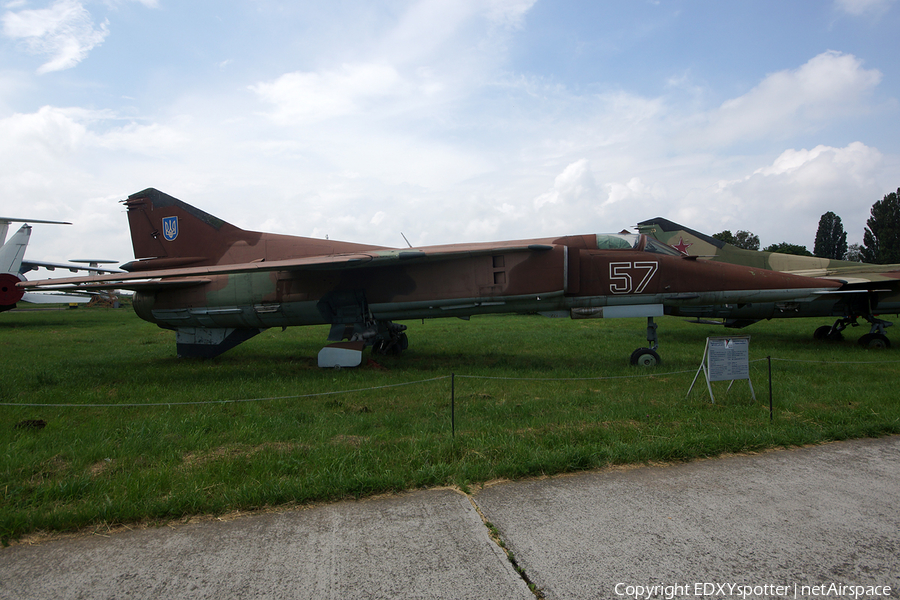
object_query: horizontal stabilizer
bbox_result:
[0,218,69,246]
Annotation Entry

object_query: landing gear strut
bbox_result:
[371,322,409,356]
[630,317,662,366]
[814,315,892,348]
[321,319,409,368]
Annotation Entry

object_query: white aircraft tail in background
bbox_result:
[1,217,119,311]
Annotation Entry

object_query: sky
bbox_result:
[2,0,900,269]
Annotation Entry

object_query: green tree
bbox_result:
[813,211,848,260]
[763,242,813,256]
[713,229,759,250]
[863,188,900,264]
[733,230,760,251]
[845,243,865,262]
[712,230,734,244]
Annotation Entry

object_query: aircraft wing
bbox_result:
[20,278,213,293]
[18,244,556,293]
[805,269,900,285]
[21,259,122,275]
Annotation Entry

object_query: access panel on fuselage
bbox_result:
[357,247,567,304]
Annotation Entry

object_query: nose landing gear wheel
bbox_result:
[630,347,661,367]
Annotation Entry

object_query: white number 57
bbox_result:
[609,261,658,294]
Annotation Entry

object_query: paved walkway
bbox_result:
[2,437,898,599]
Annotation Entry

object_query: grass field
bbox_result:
[2,305,899,544]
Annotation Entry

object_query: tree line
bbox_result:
[712,187,900,264]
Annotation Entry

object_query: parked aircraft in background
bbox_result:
[1,217,120,311]
[636,217,900,348]
[21,189,841,366]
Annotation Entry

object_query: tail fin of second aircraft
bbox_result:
[637,216,867,272]
[0,225,29,309]
[637,217,778,268]
[0,224,30,275]
[636,217,727,255]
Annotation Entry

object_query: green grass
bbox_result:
[2,306,899,543]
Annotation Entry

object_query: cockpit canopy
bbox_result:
[595,234,683,256]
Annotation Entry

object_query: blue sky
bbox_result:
[2,0,899,267]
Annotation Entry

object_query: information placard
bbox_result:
[707,337,750,382]
[687,336,755,403]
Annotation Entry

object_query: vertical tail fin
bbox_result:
[121,188,263,271]
[0,225,30,275]
[0,225,29,308]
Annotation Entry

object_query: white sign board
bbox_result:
[707,337,750,382]
[688,336,755,403]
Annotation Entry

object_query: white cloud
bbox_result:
[485,0,535,27]
[692,143,887,246]
[693,51,881,147]
[604,177,663,208]
[0,105,88,157]
[533,158,598,210]
[0,105,187,160]
[249,2,538,128]
[250,62,408,125]
[1,0,108,73]
[834,0,895,16]
[530,160,665,234]
[382,0,535,60]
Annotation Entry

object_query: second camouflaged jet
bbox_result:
[637,217,900,348]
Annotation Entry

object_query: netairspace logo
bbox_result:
[614,582,894,599]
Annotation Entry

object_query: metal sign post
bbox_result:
[688,336,755,403]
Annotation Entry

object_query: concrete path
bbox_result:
[2,437,898,599]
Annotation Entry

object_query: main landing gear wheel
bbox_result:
[630,348,661,367]
[814,325,844,342]
[858,333,891,349]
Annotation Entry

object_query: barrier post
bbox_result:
[451,373,455,438]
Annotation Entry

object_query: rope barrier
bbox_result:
[0,376,451,408]
[455,369,697,382]
[768,357,900,364]
[1,355,896,409]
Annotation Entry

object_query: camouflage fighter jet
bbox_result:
[20,189,841,366]
[636,217,900,348]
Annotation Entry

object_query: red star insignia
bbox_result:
[672,237,692,255]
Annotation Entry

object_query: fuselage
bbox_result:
[132,233,840,330]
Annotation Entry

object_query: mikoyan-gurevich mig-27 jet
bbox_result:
[636,217,900,348]
[1,217,119,311]
[20,188,843,366]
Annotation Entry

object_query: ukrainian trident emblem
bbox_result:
[162,216,178,241]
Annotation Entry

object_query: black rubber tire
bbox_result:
[858,333,891,349]
[630,348,662,367]
[814,325,843,341]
